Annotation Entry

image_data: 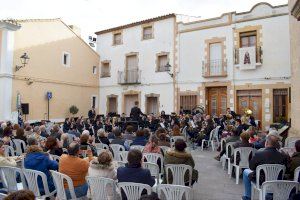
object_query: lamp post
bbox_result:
[15,53,30,71]
[164,62,173,78]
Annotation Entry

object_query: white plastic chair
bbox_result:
[0,166,27,192]
[181,126,188,141]
[143,153,164,174]
[120,151,129,162]
[212,126,221,146]
[157,184,191,200]
[50,170,84,200]
[261,180,299,200]
[294,166,300,182]
[159,146,170,155]
[118,182,152,200]
[220,138,226,155]
[23,168,56,199]
[86,176,117,200]
[230,147,257,184]
[117,161,127,167]
[130,145,144,152]
[279,147,296,157]
[3,145,15,157]
[201,129,215,151]
[143,162,160,185]
[10,139,26,156]
[95,143,109,156]
[251,164,286,200]
[165,164,192,187]
[224,142,235,172]
[50,154,60,162]
[110,144,125,161]
[170,136,186,148]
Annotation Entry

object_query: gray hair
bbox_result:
[67,142,80,156]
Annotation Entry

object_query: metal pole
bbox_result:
[48,99,50,121]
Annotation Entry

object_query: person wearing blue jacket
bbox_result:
[130,129,147,147]
[24,142,58,194]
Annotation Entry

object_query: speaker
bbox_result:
[21,103,29,115]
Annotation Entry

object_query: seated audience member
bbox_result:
[68,124,80,138]
[15,128,27,145]
[172,125,181,136]
[158,133,171,147]
[61,133,70,149]
[252,132,267,149]
[80,134,97,156]
[235,119,248,136]
[45,137,63,156]
[123,125,135,140]
[3,190,35,200]
[214,129,240,161]
[143,135,162,154]
[2,127,12,145]
[24,126,33,138]
[164,139,198,186]
[143,128,151,141]
[0,141,19,167]
[59,142,93,198]
[24,138,58,194]
[248,130,258,144]
[117,149,155,186]
[50,124,61,140]
[0,122,7,137]
[40,125,49,138]
[95,129,110,145]
[131,129,147,146]
[111,128,125,146]
[242,135,289,200]
[12,124,20,136]
[233,132,253,149]
[287,140,300,180]
[33,126,45,143]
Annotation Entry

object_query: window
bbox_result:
[157,54,168,72]
[209,43,222,75]
[142,26,153,40]
[101,62,111,78]
[273,89,288,123]
[93,66,97,75]
[62,52,70,67]
[113,33,122,45]
[240,31,257,47]
[180,95,197,113]
[91,96,97,108]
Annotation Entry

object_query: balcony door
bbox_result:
[209,43,222,76]
[207,87,227,116]
[126,55,138,82]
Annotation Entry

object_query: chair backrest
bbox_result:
[157,184,191,200]
[165,164,192,187]
[172,136,186,142]
[159,146,170,155]
[50,170,76,200]
[86,176,116,200]
[0,166,27,192]
[143,153,164,173]
[213,126,221,142]
[225,142,235,157]
[142,162,159,184]
[50,154,60,162]
[23,168,53,198]
[95,143,109,156]
[110,144,125,161]
[220,138,226,152]
[130,145,144,152]
[3,145,15,157]
[120,151,129,162]
[294,166,300,182]
[126,140,133,146]
[261,181,299,200]
[117,161,127,167]
[181,126,188,140]
[11,139,26,156]
[118,182,152,200]
[233,147,256,168]
[255,164,286,188]
[208,129,214,141]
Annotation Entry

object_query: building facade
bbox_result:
[1,19,100,122]
[290,0,300,136]
[96,2,291,130]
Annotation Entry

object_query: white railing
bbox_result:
[202,59,227,77]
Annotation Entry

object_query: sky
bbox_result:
[0,0,288,43]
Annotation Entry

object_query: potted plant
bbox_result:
[69,105,79,116]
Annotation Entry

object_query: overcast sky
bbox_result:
[0,0,288,42]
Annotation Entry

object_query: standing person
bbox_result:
[227,108,236,119]
[130,101,142,122]
[88,107,96,120]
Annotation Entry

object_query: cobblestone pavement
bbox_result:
[190,149,243,200]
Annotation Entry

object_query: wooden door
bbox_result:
[237,90,262,121]
[146,97,158,115]
[273,89,288,122]
[124,94,138,117]
[108,97,117,113]
[207,87,227,116]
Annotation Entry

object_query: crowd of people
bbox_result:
[0,102,299,200]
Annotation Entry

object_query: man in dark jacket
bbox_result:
[88,107,96,120]
[117,149,155,187]
[130,101,142,122]
[242,135,289,200]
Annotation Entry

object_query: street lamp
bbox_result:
[164,62,173,78]
[15,53,30,71]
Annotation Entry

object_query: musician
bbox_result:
[130,101,142,122]
[88,106,96,120]
[226,107,236,119]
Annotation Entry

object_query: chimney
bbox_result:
[68,25,81,37]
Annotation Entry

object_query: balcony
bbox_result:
[118,69,141,85]
[202,59,227,77]
[234,46,262,65]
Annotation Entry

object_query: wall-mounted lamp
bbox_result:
[25,78,33,85]
[164,62,173,78]
[15,53,30,71]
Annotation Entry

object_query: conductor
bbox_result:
[130,101,142,121]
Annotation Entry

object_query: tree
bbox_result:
[69,105,79,116]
